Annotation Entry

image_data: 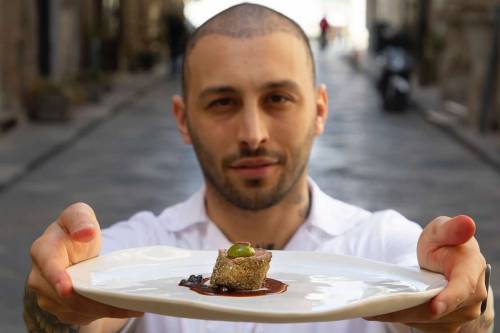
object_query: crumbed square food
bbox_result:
[210,242,272,290]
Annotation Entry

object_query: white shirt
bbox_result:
[102,180,423,333]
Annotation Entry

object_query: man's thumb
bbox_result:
[418,215,476,252]
[425,215,476,247]
[417,215,476,271]
[58,202,101,243]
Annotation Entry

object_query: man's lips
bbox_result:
[230,157,279,169]
[229,157,280,178]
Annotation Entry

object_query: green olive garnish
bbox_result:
[227,242,255,258]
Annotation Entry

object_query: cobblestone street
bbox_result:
[2,49,499,331]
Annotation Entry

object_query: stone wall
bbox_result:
[0,0,38,123]
[437,1,498,130]
[0,0,178,127]
[119,0,174,70]
[50,0,81,83]
[79,0,99,71]
[372,0,407,28]
[369,0,500,133]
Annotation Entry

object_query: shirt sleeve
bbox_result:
[351,209,423,267]
[101,211,176,255]
[377,209,422,267]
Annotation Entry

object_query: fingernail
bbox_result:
[71,223,95,241]
[55,281,65,297]
[55,276,70,297]
[434,301,447,316]
[73,222,93,233]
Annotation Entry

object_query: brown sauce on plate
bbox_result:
[179,277,287,297]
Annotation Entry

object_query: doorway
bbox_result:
[38,0,51,77]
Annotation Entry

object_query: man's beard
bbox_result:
[187,123,315,211]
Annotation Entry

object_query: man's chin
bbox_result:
[242,177,267,188]
[230,174,277,189]
[222,177,286,210]
[226,191,282,211]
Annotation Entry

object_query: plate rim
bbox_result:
[67,245,447,322]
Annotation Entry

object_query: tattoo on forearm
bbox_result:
[23,283,80,333]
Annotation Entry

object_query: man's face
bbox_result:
[174,32,327,210]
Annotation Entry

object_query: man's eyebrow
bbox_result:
[198,80,301,99]
[262,80,301,92]
[199,86,238,99]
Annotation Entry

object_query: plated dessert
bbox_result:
[179,242,287,297]
[69,245,447,322]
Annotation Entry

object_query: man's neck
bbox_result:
[204,176,311,250]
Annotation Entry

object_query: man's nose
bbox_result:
[237,103,269,150]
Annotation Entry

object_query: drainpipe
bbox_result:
[50,0,59,81]
[0,0,4,119]
[417,0,430,84]
[480,5,500,133]
[0,54,3,118]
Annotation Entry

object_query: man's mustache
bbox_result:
[222,147,285,167]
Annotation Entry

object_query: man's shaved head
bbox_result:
[181,3,316,99]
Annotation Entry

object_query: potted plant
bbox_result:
[24,78,71,122]
[77,70,113,103]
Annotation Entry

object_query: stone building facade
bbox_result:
[437,1,499,131]
[119,0,183,70]
[368,0,500,134]
[0,0,179,129]
[366,0,409,30]
[0,0,82,126]
[0,0,38,127]
[49,0,82,83]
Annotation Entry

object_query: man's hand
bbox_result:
[26,202,143,327]
[365,215,492,333]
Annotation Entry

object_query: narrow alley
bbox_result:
[1,48,499,332]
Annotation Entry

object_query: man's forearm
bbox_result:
[23,283,80,333]
[23,282,129,333]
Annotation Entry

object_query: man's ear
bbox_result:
[172,95,192,144]
[314,84,329,135]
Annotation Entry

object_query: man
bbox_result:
[24,3,493,333]
[319,15,329,49]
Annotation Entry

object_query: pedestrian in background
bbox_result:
[164,12,189,75]
[320,15,330,50]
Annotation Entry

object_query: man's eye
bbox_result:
[266,94,291,105]
[208,98,235,108]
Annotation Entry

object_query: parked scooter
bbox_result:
[373,26,414,112]
[377,46,413,111]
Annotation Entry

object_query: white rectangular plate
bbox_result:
[67,246,446,323]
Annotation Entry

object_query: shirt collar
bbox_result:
[161,178,368,236]
[161,187,209,232]
[306,178,370,236]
